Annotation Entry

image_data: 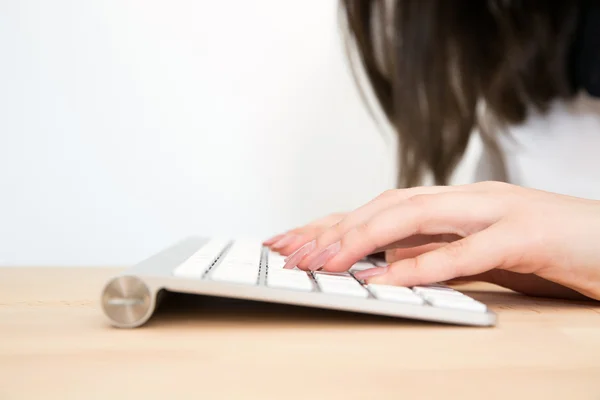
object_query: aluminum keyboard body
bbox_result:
[101,237,497,328]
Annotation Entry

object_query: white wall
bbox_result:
[6,0,600,267]
[0,0,413,266]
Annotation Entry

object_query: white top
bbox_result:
[475,93,600,200]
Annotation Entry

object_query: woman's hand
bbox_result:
[263,213,347,257]
[268,181,600,301]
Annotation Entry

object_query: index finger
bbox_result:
[319,192,502,272]
[293,185,464,270]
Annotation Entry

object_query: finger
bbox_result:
[384,233,462,262]
[275,234,314,256]
[385,242,448,263]
[307,212,347,228]
[441,271,497,285]
[296,186,466,269]
[391,233,462,248]
[364,228,507,286]
[305,192,501,272]
[268,213,346,255]
[268,226,327,255]
[263,233,285,246]
[277,219,345,256]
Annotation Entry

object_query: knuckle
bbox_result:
[377,189,399,201]
[355,221,379,249]
[331,220,347,236]
[355,221,372,237]
[405,195,432,233]
[477,180,511,191]
[330,212,346,221]
[406,194,432,207]
[317,220,348,246]
[294,226,323,240]
[289,227,308,236]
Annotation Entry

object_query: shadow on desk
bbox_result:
[149,291,415,328]
[140,284,599,329]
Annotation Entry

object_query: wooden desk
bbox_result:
[1,267,600,399]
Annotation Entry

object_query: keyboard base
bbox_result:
[100,237,497,328]
[102,273,497,328]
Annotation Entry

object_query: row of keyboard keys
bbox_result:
[266,253,485,311]
[176,244,487,313]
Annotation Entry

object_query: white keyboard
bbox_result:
[101,237,496,328]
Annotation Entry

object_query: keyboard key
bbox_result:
[211,264,259,285]
[427,296,487,312]
[216,261,260,272]
[223,240,263,264]
[319,282,369,298]
[267,269,313,291]
[368,284,413,294]
[371,259,388,267]
[316,275,368,298]
[269,268,309,277]
[368,284,425,305]
[412,286,465,297]
[313,272,353,281]
[267,252,287,269]
[349,261,377,272]
[173,238,230,278]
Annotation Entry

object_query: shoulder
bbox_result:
[476,94,600,199]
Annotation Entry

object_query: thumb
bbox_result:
[366,228,507,287]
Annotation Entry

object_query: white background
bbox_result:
[0,0,479,266]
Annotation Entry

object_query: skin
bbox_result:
[264,181,600,301]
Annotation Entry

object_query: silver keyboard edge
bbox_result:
[106,238,497,327]
[147,276,497,327]
[124,236,209,276]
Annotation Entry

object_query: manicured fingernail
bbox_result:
[307,242,341,271]
[284,240,315,262]
[271,234,298,249]
[263,234,285,246]
[283,240,316,269]
[354,266,388,281]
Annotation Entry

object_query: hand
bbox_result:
[263,213,347,257]
[274,182,600,301]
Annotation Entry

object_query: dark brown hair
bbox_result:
[340,0,582,187]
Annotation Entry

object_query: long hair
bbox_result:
[340,0,581,187]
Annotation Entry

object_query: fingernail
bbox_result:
[284,240,316,262]
[354,266,388,281]
[263,234,285,246]
[271,234,298,249]
[306,242,341,271]
[283,240,316,269]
